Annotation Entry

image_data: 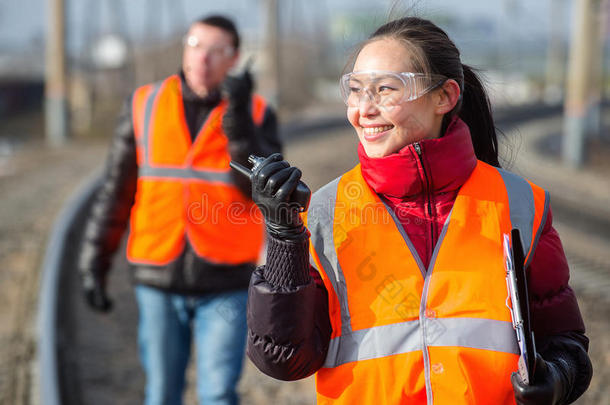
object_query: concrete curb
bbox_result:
[36,172,103,405]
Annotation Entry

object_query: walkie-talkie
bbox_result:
[229,155,311,211]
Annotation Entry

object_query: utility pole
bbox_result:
[502,0,521,71]
[265,0,281,111]
[45,0,69,146]
[544,0,566,104]
[563,0,602,167]
[586,0,608,138]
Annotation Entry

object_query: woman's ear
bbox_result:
[435,79,461,115]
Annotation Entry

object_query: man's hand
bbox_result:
[83,275,113,313]
[251,153,310,240]
[221,68,255,144]
[512,353,568,405]
[222,68,253,111]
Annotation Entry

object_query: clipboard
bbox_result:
[503,228,537,384]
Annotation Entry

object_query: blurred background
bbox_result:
[0,0,608,404]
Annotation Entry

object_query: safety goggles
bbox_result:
[340,70,446,109]
[183,35,235,59]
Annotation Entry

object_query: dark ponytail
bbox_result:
[367,17,501,167]
[458,64,500,167]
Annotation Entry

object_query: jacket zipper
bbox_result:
[413,142,435,269]
[414,141,434,404]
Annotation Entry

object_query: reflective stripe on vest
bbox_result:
[305,161,548,405]
[137,166,235,184]
[127,75,266,266]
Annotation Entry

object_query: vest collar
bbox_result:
[358,117,478,198]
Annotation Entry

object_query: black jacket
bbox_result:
[78,72,281,295]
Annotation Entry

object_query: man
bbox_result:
[78,15,280,405]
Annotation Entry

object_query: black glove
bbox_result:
[222,68,253,111]
[512,353,569,405]
[83,273,113,313]
[251,153,310,240]
[222,68,256,146]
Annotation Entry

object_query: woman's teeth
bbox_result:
[363,125,393,134]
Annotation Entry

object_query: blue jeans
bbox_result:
[135,285,248,405]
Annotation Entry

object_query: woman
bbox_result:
[245,17,592,404]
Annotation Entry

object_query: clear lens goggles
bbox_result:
[340,70,446,109]
[183,35,235,59]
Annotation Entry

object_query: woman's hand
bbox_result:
[251,153,310,240]
[511,353,569,405]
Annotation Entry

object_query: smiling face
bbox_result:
[347,38,443,158]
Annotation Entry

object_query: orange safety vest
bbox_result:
[127,74,266,266]
[304,161,548,405]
